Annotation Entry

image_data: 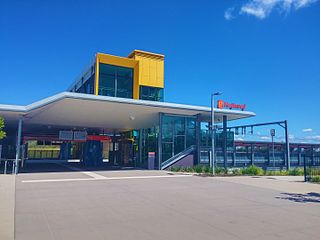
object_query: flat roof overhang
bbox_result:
[0,92,256,133]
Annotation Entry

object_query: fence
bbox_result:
[200,146,320,169]
[304,155,320,182]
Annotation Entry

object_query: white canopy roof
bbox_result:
[0,92,255,132]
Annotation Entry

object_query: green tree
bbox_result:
[0,117,6,140]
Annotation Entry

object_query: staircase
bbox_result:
[161,145,196,170]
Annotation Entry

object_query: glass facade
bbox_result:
[137,127,159,168]
[98,63,134,99]
[200,122,211,147]
[160,114,196,163]
[139,86,164,102]
[75,74,95,94]
[200,122,234,148]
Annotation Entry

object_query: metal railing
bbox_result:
[304,156,320,182]
[0,159,21,174]
[161,145,196,170]
[200,147,320,169]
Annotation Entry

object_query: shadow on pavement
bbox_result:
[276,192,320,203]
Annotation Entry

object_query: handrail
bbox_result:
[161,145,196,170]
[0,159,21,174]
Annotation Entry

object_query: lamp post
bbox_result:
[211,92,222,175]
[270,129,276,167]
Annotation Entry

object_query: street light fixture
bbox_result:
[211,92,222,176]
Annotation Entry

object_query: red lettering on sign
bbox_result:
[217,100,246,111]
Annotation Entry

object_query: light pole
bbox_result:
[270,129,276,167]
[211,92,222,175]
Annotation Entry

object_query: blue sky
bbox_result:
[0,0,320,143]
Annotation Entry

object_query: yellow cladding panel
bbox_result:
[95,53,140,99]
[97,53,138,68]
[128,50,164,88]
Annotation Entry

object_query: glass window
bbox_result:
[162,142,173,161]
[139,127,159,168]
[187,118,196,129]
[174,117,185,135]
[161,116,173,142]
[200,122,211,147]
[75,74,95,95]
[160,114,197,163]
[139,86,164,102]
[99,64,115,96]
[116,67,133,98]
[186,129,196,147]
[98,63,133,98]
[174,136,185,155]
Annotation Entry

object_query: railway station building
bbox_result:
[0,50,255,172]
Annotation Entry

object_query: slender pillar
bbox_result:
[303,154,307,182]
[15,118,23,174]
[251,143,254,166]
[267,143,271,166]
[298,146,301,166]
[196,114,201,165]
[139,129,143,167]
[284,120,290,170]
[184,118,187,150]
[210,92,222,174]
[223,115,227,168]
[283,143,286,166]
[158,113,163,170]
[211,95,215,174]
[112,131,116,165]
[232,145,236,167]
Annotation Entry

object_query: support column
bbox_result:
[298,146,302,166]
[15,118,23,174]
[251,143,254,166]
[158,113,163,170]
[184,118,187,150]
[267,144,271,166]
[139,129,143,167]
[196,114,201,165]
[223,115,227,168]
[112,131,116,165]
[284,120,290,170]
[283,143,286,166]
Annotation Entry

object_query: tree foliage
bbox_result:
[0,117,6,140]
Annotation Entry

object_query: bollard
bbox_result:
[12,161,15,174]
[4,160,7,174]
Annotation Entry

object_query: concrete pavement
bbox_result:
[216,175,320,193]
[14,168,320,240]
[0,175,15,240]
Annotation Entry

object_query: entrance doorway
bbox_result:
[22,132,139,170]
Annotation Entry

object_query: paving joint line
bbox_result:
[21,174,193,183]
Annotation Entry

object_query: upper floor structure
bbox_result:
[68,50,165,102]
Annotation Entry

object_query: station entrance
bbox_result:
[0,91,255,174]
[20,131,139,170]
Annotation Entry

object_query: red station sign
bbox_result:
[217,100,246,111]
